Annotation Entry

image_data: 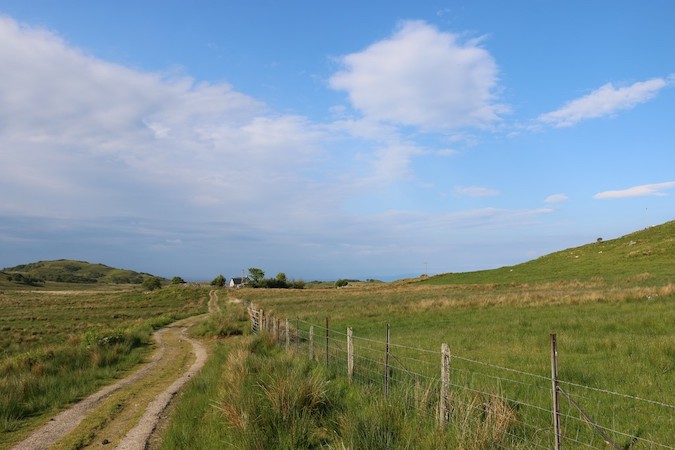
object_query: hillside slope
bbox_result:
[1,259,155,285]
[424,220,675,285]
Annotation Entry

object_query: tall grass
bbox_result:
[166,332,527,449]
[0,328,147,434]
[214,335,339,449]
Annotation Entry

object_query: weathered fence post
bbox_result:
[248,307,257,333]
[296,317,300,353]
[260,309,265,333]
[272,317,278,342]
[439,343,451,426]
[285,318,290,352]
[384,322,390,396]
[550,333,562,450]
[309,325,315,361]
[325,317,330,368]
[347,327,354,383]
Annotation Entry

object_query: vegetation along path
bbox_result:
[10,290,219,450]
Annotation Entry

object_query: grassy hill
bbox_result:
[0,259,157,285]
[423,220,675,285]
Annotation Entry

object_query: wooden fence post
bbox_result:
[272,317,278,342]
[296,317,300,353]
[325,317,330,368]
[248,307,256,333]
[384,322,390,396]
[285,318,290,352]
[550,333,562,450]
[347,327,354,383]
[439,343,451,426]
[260,309,265,333]
[309,325,315,361]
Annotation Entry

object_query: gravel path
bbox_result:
[10,290,219,450]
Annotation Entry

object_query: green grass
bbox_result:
[423,220,675,285]
[0,284,209,446]
[238,286,674,447]
[163,333,529,449]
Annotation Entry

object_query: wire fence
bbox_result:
[248,307,674,449]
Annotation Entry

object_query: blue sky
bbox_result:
[1,1,674,281]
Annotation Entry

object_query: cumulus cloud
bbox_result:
[454,186,499,197]
[329,20,506,131]
[538,78,670,127]
[544,194,568,204]
[594,182,675,199]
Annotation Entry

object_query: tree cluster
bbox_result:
[7,273,43,286]
[248,268,304,289]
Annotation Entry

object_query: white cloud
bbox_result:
[545,194,569,204]
[329,20,506,131]
[594,182,675,199]
[454,186,499,197]
[0,16,325,223]
[538,78,670,127]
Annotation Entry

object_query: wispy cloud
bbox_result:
[594,182,675,199]
[538,77,670,127]
[545,194,569,204]
[329,20,507,131]
[454,186,499,197]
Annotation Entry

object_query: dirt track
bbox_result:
[10,290,219,450]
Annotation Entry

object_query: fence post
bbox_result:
[248,307,256,333]
[309,325,315,361]
[285,318,290,352]
[439,343,451,426]
[384,322,390,396]
[347,327,354,383]
[296,317,300,353]
[550,333,562,450]
[325,317,330,368]
[260,309,265,333]
[272,317,278,342]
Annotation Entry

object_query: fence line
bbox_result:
[247,306,674,449]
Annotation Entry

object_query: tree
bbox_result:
[211,274,226,287]
[171,276,186,284]
[143,276,162,291]
[275,272,288,284]
[248,267,265,286]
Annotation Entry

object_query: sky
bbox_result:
[1,1,674,281]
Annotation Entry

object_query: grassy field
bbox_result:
[229,222,674,448]
[0,283,209,447]
[234,284,674,446]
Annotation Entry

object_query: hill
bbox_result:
[0,259,157,285]
[423,220,675,285]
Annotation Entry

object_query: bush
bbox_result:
[211,274,226,287]
[335,279,349,288]
[142,276,162,291]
